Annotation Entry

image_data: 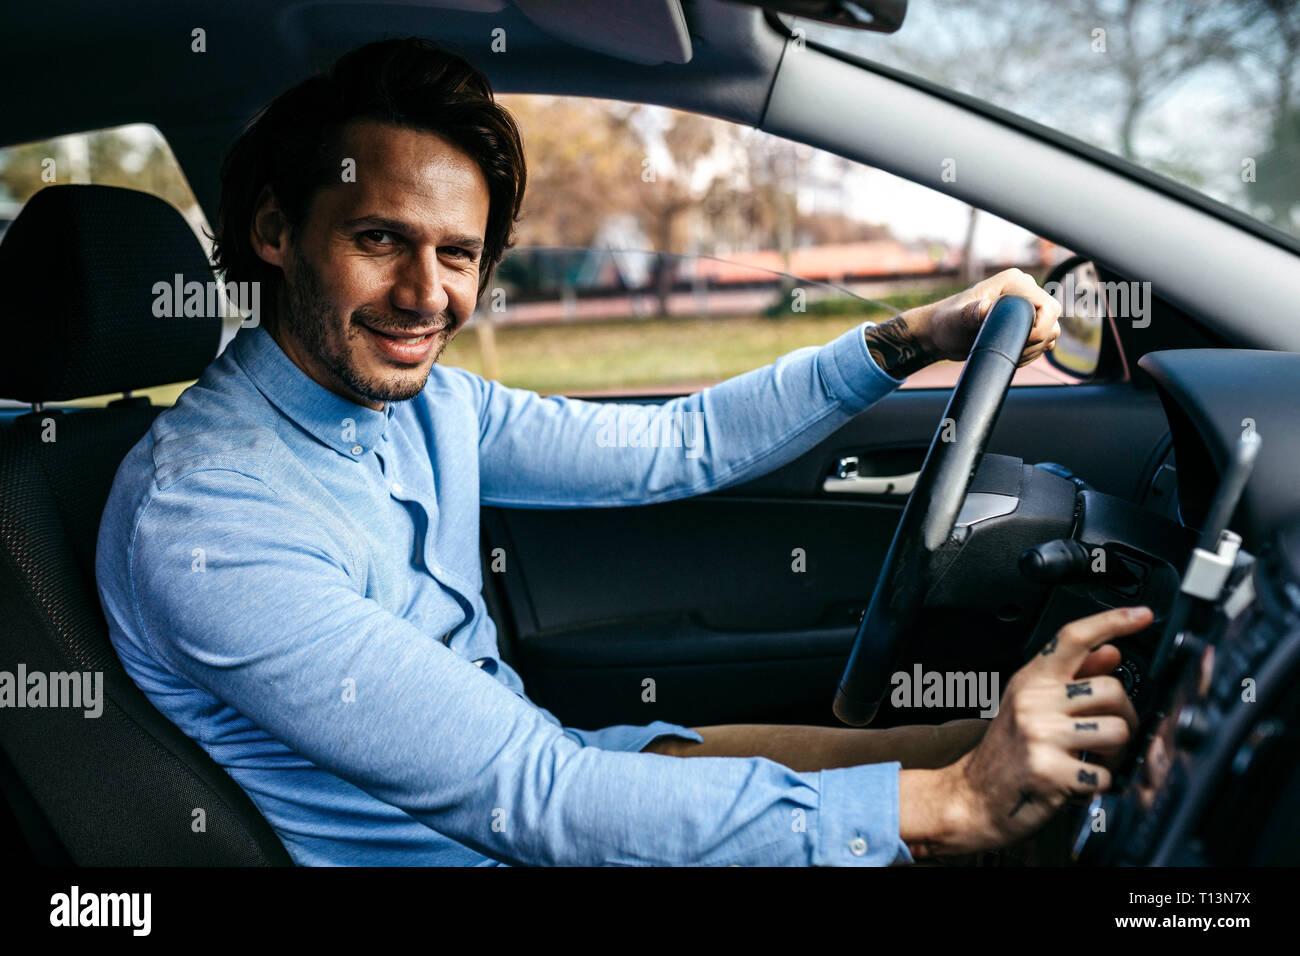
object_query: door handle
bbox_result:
[822,456,918,496]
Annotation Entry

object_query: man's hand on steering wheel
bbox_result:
[864,268,1063,379]
[898,606,1153,858]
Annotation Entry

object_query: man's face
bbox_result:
[255,119,490,410]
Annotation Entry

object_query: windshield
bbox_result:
[790,0,1300,244]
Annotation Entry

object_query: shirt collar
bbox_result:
[231,323,394,459]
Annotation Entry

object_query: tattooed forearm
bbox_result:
[864,314,935,379]
[1066,681,1092,699]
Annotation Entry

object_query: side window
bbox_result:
[0,124,209,407]
[441,95,1083,395]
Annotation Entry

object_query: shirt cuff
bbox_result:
[562,721,704,753]
[862,320,908,386]
[819,321,905,409]
[815,762,914,866]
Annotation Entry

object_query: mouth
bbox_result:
[359,320,449,363]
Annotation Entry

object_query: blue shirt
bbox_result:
[95,319,913,866]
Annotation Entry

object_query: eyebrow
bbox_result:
[341,216,484,252]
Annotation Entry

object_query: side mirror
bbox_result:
[1042,257,1105,379]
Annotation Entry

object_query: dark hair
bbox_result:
[212,37,526,303]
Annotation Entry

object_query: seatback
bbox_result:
[0,184,292,865]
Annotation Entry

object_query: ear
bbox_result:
[249,184,291,270]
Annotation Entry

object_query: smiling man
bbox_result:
[96,37,1146,866]
[253,118,487,406]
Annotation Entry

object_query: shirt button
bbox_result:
[392,482,403,494]
[849,837,868,857]
[430,564,443,575]
[382,433,390,442]
[350,444,363,456]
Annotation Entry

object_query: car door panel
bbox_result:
[483,383,1169,728]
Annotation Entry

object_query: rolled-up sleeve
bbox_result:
[126,466,910,866]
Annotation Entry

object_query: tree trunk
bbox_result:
[959,205,980,285]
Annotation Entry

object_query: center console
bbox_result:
[1071,459,1300,865]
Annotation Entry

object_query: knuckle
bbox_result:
[1011,695,1038,729]
[1111,717,1132,743]
[1020,715,1047,744]
[1057,621,1086,645]
[1024,747,1050,782]
[1095,676,1125,700]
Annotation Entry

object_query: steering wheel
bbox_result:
[833,294,1037,726]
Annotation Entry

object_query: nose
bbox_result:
[390,246,449,322]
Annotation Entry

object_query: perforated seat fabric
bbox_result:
[0,185,223,404]
[0,185,292,864]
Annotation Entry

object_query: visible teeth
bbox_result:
[370,325,440,344]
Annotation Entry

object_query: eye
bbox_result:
[442,246,475,260]
[359,229,396,246]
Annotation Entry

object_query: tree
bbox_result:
[1238,0,1300,229]
[497,95,645,249]
[634,109,722,314]
[0,126,197,217]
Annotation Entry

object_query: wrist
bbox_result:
[898,762,973,857]
[897,304,935,352]
[863,308,939,380]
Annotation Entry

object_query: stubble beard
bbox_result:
[280,252,452,406]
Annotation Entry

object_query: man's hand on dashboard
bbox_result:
[863,267,1063,379]
[898,605,1152,858]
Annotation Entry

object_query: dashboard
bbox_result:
[1067,348,1300,864]
[1137,349,1300,552]
[1073,515,1300,864]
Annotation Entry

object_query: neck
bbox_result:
[263,292,385,412]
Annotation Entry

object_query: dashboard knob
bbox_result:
[1114,658,1144,700]
[1171,629,1206,663]
[1174,703,1212,749]
[1019,538,1090,584]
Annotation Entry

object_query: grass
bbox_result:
[440,311,898,394]
[440,286,967,394]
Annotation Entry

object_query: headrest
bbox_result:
[0,184,223,403]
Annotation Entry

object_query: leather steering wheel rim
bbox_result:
[832,294,1038,726]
